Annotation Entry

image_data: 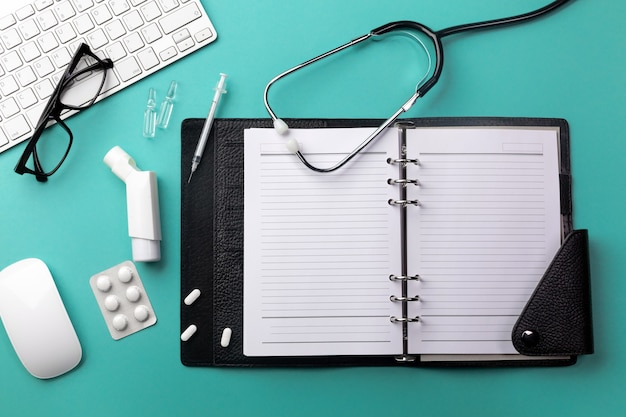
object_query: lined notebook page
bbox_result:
[405,127,562,355]
[243,128,403,357]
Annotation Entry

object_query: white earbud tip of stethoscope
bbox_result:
[273,118,289,135]
[286,138,300,153]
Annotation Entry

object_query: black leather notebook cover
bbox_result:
[180,117,592,367]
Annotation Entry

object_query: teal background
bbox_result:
[0,0,622,415]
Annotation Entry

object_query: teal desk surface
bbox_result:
[0,0,622,415]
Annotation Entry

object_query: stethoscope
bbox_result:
[263,0,573,173]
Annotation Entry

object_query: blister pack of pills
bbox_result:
[89,261,157,340]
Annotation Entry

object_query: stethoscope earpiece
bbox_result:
[273,118,289,135]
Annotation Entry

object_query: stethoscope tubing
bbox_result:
[263,0,574,173]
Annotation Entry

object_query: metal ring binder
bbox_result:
[390,295,420,302]
[390,316,420,323]
[387,178,420,186]
[389,274,420,281]
[388,122,421,361]
[387,157,420,166]
[388,199,420,207]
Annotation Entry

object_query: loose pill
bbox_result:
[112,314,128,331]
[118,266,133,283]
[134,305,150,322]
[104,295,121,311]
[180,324,197,341]
[184,289,201,305]
[221,327,232,347]
[96,275,112,292]
[126,286,142,302]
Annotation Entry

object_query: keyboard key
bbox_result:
[16,6,36,21]
[105,42,127,61]
[74,13,95,34]
[141,23,162,43]
[87,28,109,49]
[0,14,17,30]
[51,47,72,68]
[158,46,176,61]
[172,28,190,43]
[130,0,148,6]
[176,36,194,52]
[0,75,20,96]
[34,0,55,11]
[56,23,78,43]
[194,27,213,42]
[92,4,113,25]
[1,28,23,50]
[137,47,159,70]
[17,88,38,109]
[34,78,55,99]
[19,42,42,63]
[25,101,47,126]
[140,1,162,22]
[105,20,127,40]
[2,51,23,72]
[38,33,60,53]
[159,3,200,34]
[36,9,58,30]
[55,1,77,22]
[0,97,20,118]
[123,10,143,31]
[73,0,95,13]
[102,68,121,91]
[18,19,41,40]
[123,32,144,53]
[33,57,55,77]
[115,56,142,81]
[16,66,37,87]
[5,115,31,140]
[158,0,179,13]
[110,0,131,16]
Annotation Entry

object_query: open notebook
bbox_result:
[180,117,593,367]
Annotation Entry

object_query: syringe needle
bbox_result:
[188,73,228,184]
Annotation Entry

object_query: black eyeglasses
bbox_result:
[14,43,114,182]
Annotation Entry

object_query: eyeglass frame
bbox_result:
[14,42,114,182]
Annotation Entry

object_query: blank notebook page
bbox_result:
[243,128,403,357]
[405,127,562,355]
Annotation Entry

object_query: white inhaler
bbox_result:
[104,146,162,262]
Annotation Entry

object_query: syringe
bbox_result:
[188,73,228,183]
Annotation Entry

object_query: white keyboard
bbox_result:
[0,0,217,154]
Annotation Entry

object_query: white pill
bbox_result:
[112,314,128,331]
[180,324,197,341]
[184,289,201,306]
[104,295,121,311]
[134,305,150,322]
[220,327,232,347]
[126,286,142,302]
[96,275,112,292]
[118,266,133,283]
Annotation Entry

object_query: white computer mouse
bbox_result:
[0,258,82,379]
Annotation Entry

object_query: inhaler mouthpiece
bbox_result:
[104,146,162,262]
